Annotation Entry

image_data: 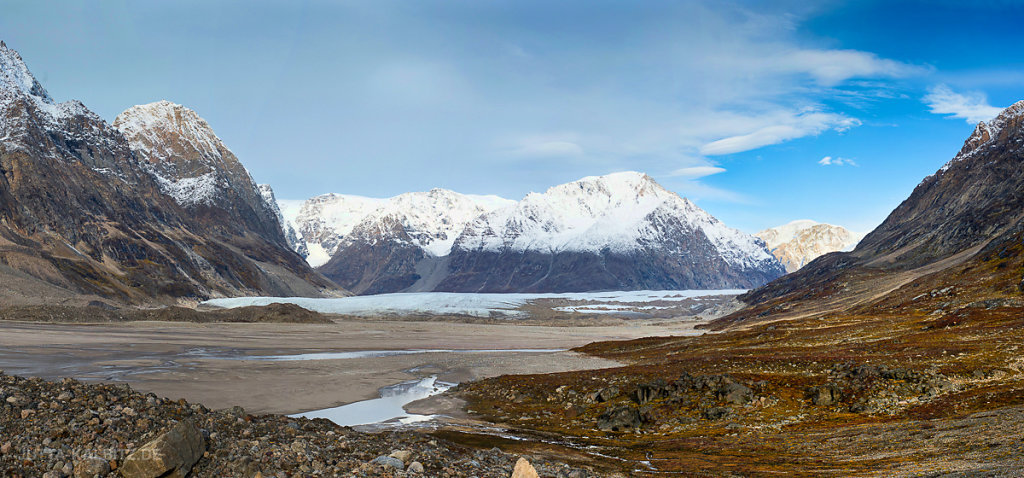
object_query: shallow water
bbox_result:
[249,348,567,361]
[292,376,454,427]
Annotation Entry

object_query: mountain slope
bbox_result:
[755,220,861,272]
[437,172,784,292]
[0,42,337,305]
[722,100,1024,327]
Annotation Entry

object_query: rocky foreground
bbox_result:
[0,372,601,478]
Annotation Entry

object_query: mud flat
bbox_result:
[0,317,703,415]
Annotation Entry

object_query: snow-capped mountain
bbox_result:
[310,189,515,294]
[437,172,785,292]
[0,42,336,304]
[282,190,512,268]
[755,220,862,273]
[113,101,287,242]
[296,172,784,294]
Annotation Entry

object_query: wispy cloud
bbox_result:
[923,84,1003,124]
[668,165,726,178]
[818,156,857,166]
[700,111,860,156]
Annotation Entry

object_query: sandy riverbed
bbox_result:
[0,317,706,415]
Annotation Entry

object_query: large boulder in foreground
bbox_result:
[120,419,205,478]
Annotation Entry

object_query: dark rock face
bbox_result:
[736,100,1024,316]
[436,245,782,293]
[0,43,336,304]
[318,217,426,295]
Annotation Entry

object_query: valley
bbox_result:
[2,6,1023,476]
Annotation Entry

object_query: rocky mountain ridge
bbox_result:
[0,42,337,305]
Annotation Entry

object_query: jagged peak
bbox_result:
[0,41,54,103]
[951,99,1024,163]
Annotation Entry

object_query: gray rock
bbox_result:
[407,461,425,473]
[371,455,404,470]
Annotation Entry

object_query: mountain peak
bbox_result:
[114,101,225,163]
[0,41,53,103]
[953,99,1024,163]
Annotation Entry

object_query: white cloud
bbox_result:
[700,111,860,156]
[818,156,857,166]
[923,84,1003,124]
[669,165,726,178]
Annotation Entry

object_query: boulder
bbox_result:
[119,419,205,478]
[511,457,539,478]
[596,406,642,431]
[806,383,842,406]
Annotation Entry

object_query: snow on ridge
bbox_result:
[454,171,774,269]
[0,42,91,126]
[933,99,1024,176]
[282,190,512,266]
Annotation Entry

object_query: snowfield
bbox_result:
[203,290,746,318]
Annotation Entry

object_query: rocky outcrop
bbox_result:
[0,42,338,304]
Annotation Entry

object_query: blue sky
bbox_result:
[2,0,1022,233]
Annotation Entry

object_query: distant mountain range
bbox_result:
[756,220,862,273]
[0,42,336,305]
[284,172,786,294]
[0,41,787,302]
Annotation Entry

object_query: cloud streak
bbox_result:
[923,84,1003,124]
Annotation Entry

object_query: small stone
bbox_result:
[0,442,11,454]
[74,456,111,478]
[21,408,36,419]
[389,449,413,463]
[511,457,540,478]
[408,461,425,474]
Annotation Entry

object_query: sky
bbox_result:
[2,0,1022,234]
